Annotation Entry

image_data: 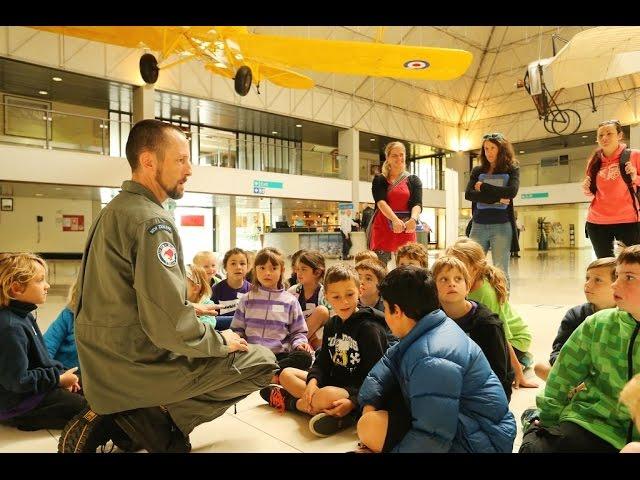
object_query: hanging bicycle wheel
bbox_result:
[549,109,581,135]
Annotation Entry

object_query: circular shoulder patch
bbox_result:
[157,241,178,267]
[403,60,430,70]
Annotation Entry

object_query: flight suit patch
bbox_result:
[147,223,173,235]
[157,242,178,267]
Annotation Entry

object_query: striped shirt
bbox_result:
[231,286,308,354]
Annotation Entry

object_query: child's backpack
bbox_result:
[58,407,135,453]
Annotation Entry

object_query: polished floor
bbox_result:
[0,248,596,453]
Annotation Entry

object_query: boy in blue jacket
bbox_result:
[43,279,80,372]
[357,265,516,453]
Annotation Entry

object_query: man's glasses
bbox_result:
[482,133,504,141]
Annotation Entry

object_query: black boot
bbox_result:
[113,407,191,453]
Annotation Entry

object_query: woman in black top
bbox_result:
[465,133,520,288]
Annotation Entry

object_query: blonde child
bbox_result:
[192,251,222,287]
[287,250,330,351]
[43,275,80,372]
[0,253,86,431]
[445,237,536,389]
[395,242,429,268]
[185,264,217,329]
[534,257,616,381]
[620,374,640,453]
[432,256,513,400]
[231,247,313,381]
[260,264,389,438]
[211,248,251,330]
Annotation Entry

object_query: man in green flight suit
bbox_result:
[73,119,278,452]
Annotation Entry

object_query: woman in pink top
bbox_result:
[583,120,640,258]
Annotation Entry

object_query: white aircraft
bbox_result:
[518,26,640,135]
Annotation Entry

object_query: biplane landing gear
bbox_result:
[234,66,252,96]
[543,108,581,136]
[521,69,582,136]
[139,53,159,84]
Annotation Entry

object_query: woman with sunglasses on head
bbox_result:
[465,132,520,288]
[583,120,640,258]
[368,141,424,267]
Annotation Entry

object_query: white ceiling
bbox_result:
[248,26,640,128]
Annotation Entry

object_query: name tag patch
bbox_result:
[148,223,173,235]
[157,241,178,267]
[272,304,285,313]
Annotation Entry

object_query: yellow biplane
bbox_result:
[32,26,473,96]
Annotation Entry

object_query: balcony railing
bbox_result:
[0,101,349,180]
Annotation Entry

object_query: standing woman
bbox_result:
[583,120,640,258]
[465,133,520,287]
[368,141,423,266]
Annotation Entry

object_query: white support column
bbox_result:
[132,84,155,123]
[444,168,460,247]
[630,123,640,149]
[229,196,237,249]
[338,128,360,208]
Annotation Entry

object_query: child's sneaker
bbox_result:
[520,407,540,431]
[259,385,297,413]
[309,412,355,437]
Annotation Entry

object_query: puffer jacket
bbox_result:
[358,309,516,453]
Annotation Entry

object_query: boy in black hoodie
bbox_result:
[260,263,389,437]
[432,255,514,401]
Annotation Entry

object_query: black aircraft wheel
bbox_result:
[139,53,159,84]
[234,66,252,96]
[550,109,581,136]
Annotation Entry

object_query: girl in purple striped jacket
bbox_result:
[231,247,314,383]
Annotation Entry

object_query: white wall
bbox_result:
[0,196,94,252]
[517,203,586,250]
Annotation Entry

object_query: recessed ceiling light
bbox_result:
[55,187,62,191]
[272,131,278,135]
[581,135,588,138]
[38,90,48,95]
[52,76,62,82]
[295,124,302,128]
[35,193,44,197]
[519,150,525,154]
[370,138,376,142]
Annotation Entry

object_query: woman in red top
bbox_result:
[583,120,640,258]
[369,142,423,266]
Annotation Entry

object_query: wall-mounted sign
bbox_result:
[521,192,549,199]
[1,197,13,211]
[181,215,205,227]
[62,215,84,231]
[252,180,283,195]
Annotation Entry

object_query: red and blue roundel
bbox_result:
[404,60,430,70]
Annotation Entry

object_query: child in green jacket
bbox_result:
[520,244,640,453]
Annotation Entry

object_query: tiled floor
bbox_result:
[2,248,595,453]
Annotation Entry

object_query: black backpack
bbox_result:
[589,148,640,215]
[619,149,640,214]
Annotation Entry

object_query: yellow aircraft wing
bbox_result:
[31,26,213,59]
[231,32,473,81]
